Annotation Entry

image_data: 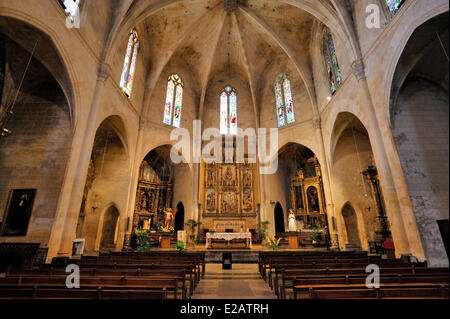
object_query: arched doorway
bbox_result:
[342,203,361,249]
[100,206,120,249]
[274,203,285,235]
[175,202,185,232]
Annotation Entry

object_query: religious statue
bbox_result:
[206,189,216,210]
[288,209,297,232]
[243,170,251,187]
[307,187,320,212]
[163,208,173,231]
[243,188,252,210]
[140,192,150,211]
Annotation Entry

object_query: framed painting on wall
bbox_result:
[1,189,36,236]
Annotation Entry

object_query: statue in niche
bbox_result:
[223,166,235,187]
[207,169,216,185]
[206,189,216,211]
[140,192,150,211]
[307,187,320,212]
[243,170,251,187]
[242,188,252,210]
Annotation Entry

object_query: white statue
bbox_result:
[288,209,297,232]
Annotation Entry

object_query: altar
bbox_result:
[206,232,252,249]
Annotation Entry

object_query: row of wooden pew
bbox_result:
[259,251,449,299]
[0,251,205,299]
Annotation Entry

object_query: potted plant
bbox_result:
[185,219,202,245]
[257,221,270,243]
[134,227,151,252]
[308,224,321,245]
[176,240,186,252]
[267,236,281,251]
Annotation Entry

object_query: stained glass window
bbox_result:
[386,0,405,14]
[220,86,237,135]
[120,29,139,98]
[322,29,342,95]
[274,74,295,127]
[163,74,184,127]
[58,0,80,22]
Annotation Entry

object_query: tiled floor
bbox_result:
[192,264,276,299]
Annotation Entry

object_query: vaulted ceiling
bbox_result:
[104,0,352,119]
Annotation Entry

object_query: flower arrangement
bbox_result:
[267,236,281,251]
[158,225,174,233]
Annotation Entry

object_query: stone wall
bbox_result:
[392,79,449,267]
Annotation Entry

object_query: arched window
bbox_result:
[220,85,237,135]
[58,0,80,23]
[386,0,405,14]
[322,29,342,95]
[119,29,139,98]
[163,74,184,128]
[274,73,295,127]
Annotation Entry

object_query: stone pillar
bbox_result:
[312,117,339,250]
[351,59,424,260]
[46,63,110,262]
[122,118,145,249]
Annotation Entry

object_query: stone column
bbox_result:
[122,118,145,249]
[351,59,424,260]
[46,63,110,262]
[312,117,339,250]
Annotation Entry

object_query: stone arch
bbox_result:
[99,205,120,250]
[274,202,285,235]
[389,12,449,267]
[76,116,130,252]
[174,201,185,232]
[0,17,74,245]
[383,3,449,123]
[0,11,79,127]
[341,202,361,250]
[331,112,380,251]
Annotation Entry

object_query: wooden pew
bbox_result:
[0,285,167,299]
[295,283,449,299]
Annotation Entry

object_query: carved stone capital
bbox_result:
[97,63,111,82]
[312,117,322,130]
[351,59,366,81]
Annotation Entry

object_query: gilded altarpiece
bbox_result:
[289,157,327,227]
[201,162,259,231]
[132,162,173,232]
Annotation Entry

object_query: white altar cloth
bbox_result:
[206,232,252,249]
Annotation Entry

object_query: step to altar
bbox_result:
[205,250,260,263]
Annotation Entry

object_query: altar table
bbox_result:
[206,232,252,249]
